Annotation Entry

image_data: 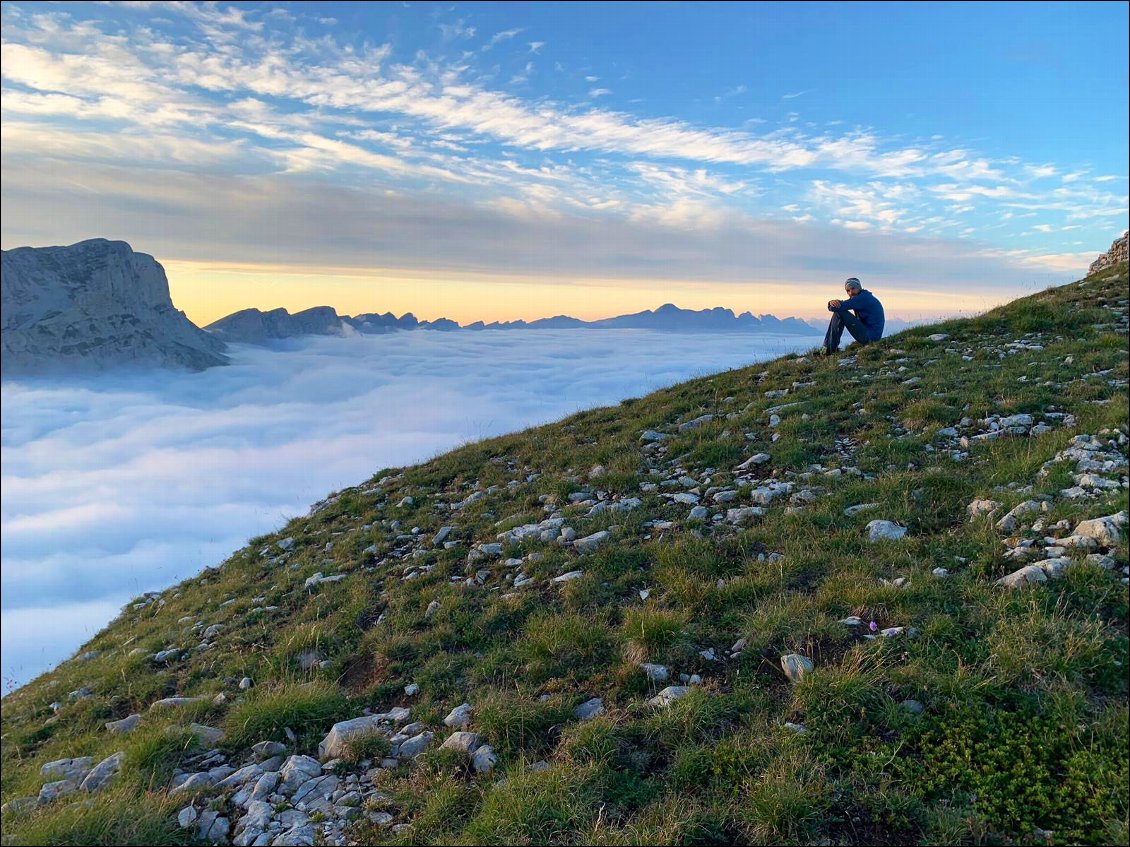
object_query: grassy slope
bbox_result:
[2,265,1127,846]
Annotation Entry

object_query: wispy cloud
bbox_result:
[483,27,523,50]
[0,5,1122,286]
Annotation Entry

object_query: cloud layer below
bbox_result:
[1,329,818,690]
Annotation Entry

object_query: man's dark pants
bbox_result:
[823,309,872,353]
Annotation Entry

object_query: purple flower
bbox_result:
[869,620,878,632]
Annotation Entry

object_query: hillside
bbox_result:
[1,261,1127,846]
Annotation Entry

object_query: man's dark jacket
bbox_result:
[833,289,885,341]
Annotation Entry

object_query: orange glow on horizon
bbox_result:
[164,259,1015,328]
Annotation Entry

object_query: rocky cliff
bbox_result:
[1,239,228,375]
[1089,231,1129,276]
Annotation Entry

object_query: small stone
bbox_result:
[239,677,253,690]
[471,744,497,774]
[40,757,94,782]
[573,531,610,554]
[997,565,1048,589]
[78,752,123,792]
[252,741,288,760]
[780,653,814,683]
[319,716,393,760]
[396,732,433,759]
[404,683,420,696]
[150,697,201,710]
[440,731,481,755]
[443,703,473,729]
[966,498,1002,519]
[38,780,79,805]
[189,723,225,748]
[648,686,690,706]
[573,698,604,721]
[901,699,925,714]
[866,520,907,542]
[178,805,199,829]
[640,663,668,682]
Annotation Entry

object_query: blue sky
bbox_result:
[1,1,1127,322]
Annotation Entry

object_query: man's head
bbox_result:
[844,277,862,295]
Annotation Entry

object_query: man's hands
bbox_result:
[827,299,842,310]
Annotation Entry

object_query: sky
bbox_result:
[0,330,815,692]
[2,1,1127,324]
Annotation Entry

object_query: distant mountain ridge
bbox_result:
[205,302,824,344]
[0,239,228,375]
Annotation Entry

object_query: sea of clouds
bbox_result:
[0,328,818,692]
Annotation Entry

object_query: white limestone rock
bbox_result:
[866,520,908,542]
[780,653,814,683]
[1074,512,1128,548]
[1,239,228,375]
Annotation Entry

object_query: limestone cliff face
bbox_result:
[1,239,228,375]
[1088,231,1129,276]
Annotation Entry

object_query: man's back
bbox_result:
[841,289,885,340]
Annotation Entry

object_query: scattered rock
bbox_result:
[780,654,814,683]
[573,531,611,554]
[396,732,433,759]
[997,565,1049,589]
[967,499,1002,519]
[443,703,473,729]
[177,805,199,829]
[251,740,288,760]
[40,757,94,782]
[439,731,481,755]
[866,520,907,542]
[648,686,690,706]
[471,744,497,774]
[150,696,202,711]
[78,752,123,792]
[573,698,604,721]
[1074,511,1127,547]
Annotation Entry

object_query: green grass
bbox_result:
[2,262,1127,846]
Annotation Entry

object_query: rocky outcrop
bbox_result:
[1,239,228,375]
[1088,231,1128,275]
[205,306,347,344]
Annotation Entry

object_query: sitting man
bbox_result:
[822,277,885,355]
